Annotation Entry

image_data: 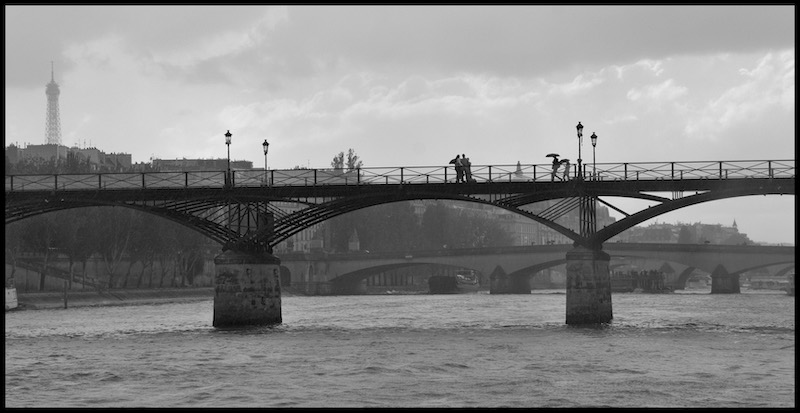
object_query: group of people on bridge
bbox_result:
[550,155,572,182]
[449,153,572,183]
[449,154,476,183]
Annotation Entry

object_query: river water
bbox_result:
[4,289,794,408]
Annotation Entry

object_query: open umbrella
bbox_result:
[545,153,559,158]
[560,158,570,163]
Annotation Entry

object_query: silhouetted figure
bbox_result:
[561,159,571,181]
[462,154,473,183]
[450,155,464,183]
[551,156,561,181]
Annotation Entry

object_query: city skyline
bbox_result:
[4,5,795,244]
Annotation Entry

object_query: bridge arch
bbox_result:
[7,200,240,247]
[592,190,792,245]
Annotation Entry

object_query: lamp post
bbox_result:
[224,130,232,187]
[576,122,583,179]
[590,132,597,180]
[262,139,270,186]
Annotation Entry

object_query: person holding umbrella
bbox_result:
[561,158,571,181]
[547,153,561,181]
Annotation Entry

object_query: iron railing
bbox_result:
[5,160,795,192]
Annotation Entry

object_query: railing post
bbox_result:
[270,170,274,186]
[314,169,317,185]
[444,167,448,183]
[533,165,536,182]
[400,167,404,184]
[185,172,189,188]
[142,173,146,189]
[719,162,723,179]
[624,163,628,180]
[356,168,360,185]
[488,166,492,182]
[671,162,674,180]
[768,161,773,178]
[54,174,58,191]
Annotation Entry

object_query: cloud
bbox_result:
[684,51,795,141]
[4,5,794,243]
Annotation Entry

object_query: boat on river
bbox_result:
[428,270,483,294]
[455,270,481,292]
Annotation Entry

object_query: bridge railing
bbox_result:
[593,160,795,181]
[5,160,794,191]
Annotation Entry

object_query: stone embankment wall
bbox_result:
[6,257,216,293]
[15,287,214,310]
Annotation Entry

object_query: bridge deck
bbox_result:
[5,159,794,192]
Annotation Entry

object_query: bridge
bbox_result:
[5,159,795,326]
[276,243,795,294]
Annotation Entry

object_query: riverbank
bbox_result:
[12,288,215,311]
[9,287,325,311]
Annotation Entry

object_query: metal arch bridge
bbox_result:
[5,159,795,253]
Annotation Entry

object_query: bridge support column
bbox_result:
[710,264,740,294]
[213,249,282,327]
[566,246,612,324]
[489,265,531,294]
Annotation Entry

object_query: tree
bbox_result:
[54,208,95,288]
[331,148,362,171]
[92,207,136,288]
[723,232,751,245]
[677,226,694,244]
[420,203,449,249]
[17,214,64,290]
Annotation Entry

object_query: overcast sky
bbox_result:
[4,5,795,245]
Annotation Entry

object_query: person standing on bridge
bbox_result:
[551,155,562,181]
[450,155,465,183]
[462,154,474,183]
[561,159,571,181]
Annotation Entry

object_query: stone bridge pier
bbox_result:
[565,246,612,324]
[213,249,283,327]
[710,264,740,294]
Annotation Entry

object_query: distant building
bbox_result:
[609,220,752,245]
[406,199,615,247]
[5,65,132,173]
[5,143,131,172]
[152,158,253,172]
[18,143,68,163]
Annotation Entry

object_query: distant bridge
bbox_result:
[277,243,795,293]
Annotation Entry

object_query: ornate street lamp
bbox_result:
[576,122,584,179]
[262,139,270,186]
[590,132,598,180]
[224,130,232,187]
